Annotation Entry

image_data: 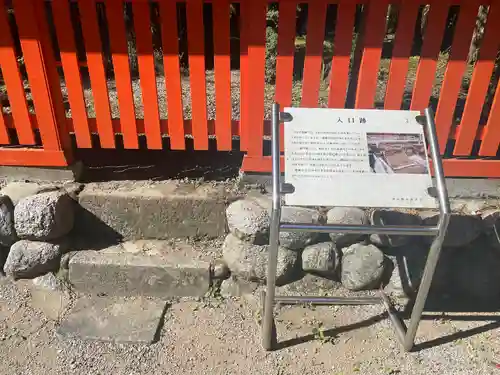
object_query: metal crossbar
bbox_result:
[261,103,451,352]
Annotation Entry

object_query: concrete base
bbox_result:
[57,296,167,344]
[76,181,229,241]
[68,242,212,297]
[0,162,83,182]
[241,173,500,199]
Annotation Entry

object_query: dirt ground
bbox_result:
[1,277,500,375]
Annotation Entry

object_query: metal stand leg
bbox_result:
[402,216,449,350]
[262,103,282,351]
[400,107,451,351]
[262,208,280,350]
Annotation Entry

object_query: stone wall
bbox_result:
[1,179,500,303]
[0,182,81,281]
[222,194,500,301]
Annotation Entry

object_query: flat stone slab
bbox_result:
[69,243,211,297]
[57,296,167,344]
[76,181,228,241]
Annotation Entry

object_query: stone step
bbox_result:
[68,241,215,297]
[76,181,230,242]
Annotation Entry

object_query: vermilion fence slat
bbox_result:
[355,1,389,109]
[245,0,266,157]
[14,0,61,150]
[275,1,296,109]
[479,81,500,155]
[327,3,356,108]
[34,0,72,154]
[0,0,34,145]
[78,0,115,148]
[301,0,327,107]
[239,1,249,150]
[410,2,449,111]
[384,0,419,110]
[187,0,208,150]
[434,2,479,152]
[106,0,138,149]
[213,0,232,151]
[454,3,500,155]
[275,0,296,151]
[160,1,185,150]
[133,1,162,149]
[52,0,92,148]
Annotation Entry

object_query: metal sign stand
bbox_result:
[261,103,451,352]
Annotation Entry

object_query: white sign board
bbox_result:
[284,108,437,209]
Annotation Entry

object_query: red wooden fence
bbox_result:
[0,0,499,177]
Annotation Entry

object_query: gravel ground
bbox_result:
[2,277,500,375]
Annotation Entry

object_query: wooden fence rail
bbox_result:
[0,0,499,176]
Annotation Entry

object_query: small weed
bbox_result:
[384,368,401,374]
[254,310,262,325]
[312,321,335,344]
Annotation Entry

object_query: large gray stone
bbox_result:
[57,296,167,344]
[277,273,340,295]
[326,207,367,247]
[481,209,500,249]
[369,210,421,247]
[0,195,17,246]
[77,182,228,241]
[279,206,320,250]
[15,191,74,241]
[420,211,483,247]
[450,199,489,215]
[220,276,260,298]
[226,196,271,244]
[222,233,298,286]
[0,182,60,206]
[341,243,385,291]
[301,242,339,278]
[4,239,66,279]
[69,248,211,297]
[211,259,230,280]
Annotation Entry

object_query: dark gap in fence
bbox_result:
[205,2,215,120]
[204,3,214,70]
[124,1,138,79]
[96,2,113,80]
[321,4,338,87]
[345,4,367,109]
[177,2,189,72]
[428,5,459,114]
[292,3,307,83]
[229,3,239,70]
[151,2,164,77]
[7,127,18,146]
[70,1,86,63]
[44,1,60,62]
[480,54,500,126]
[376,4,398,108]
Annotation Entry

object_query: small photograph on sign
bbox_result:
[367,133,428,175]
